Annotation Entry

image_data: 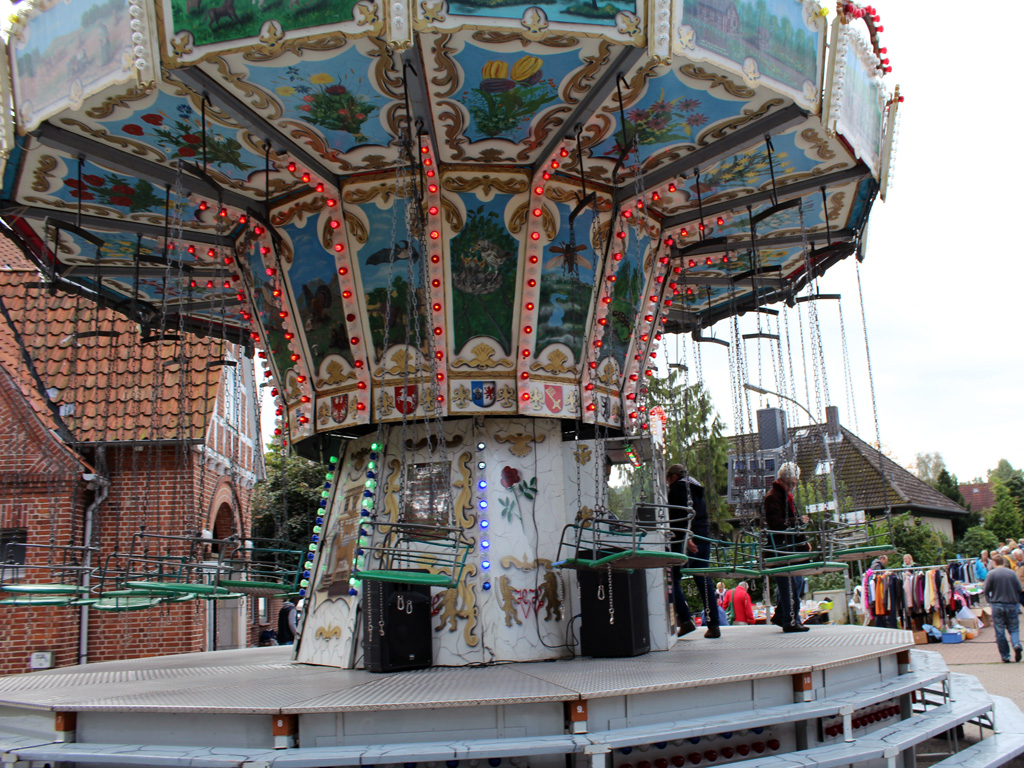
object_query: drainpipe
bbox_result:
[79,446,110,666]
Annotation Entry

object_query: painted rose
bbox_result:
[110,196,133,207]
[182,134,201,144]
[111,184,135,195]
[141,113,164,125]
[501,466,520,489]
[325,85,347,95]
[122,124,144,136]
[81,174,104,186]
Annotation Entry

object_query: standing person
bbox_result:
[976,551,990,581]
[983,554,1022,663]
[902,553,914,568]
[723,581,755,625]
[666,464,720,639]
[763,462,809,633]
[1011,549,1024,608]
[278,599,299,645]
[715,582,727,606]
[869,553,889,573]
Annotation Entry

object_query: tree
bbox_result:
[875,513,950,567]
[957,526,999,559]
[647,371,730,532]
[913,452,946,487]
[933,468,974,539]
[988,459,1023,485]
[934,468,965,506]
[984,481,1022,542]
[250,443,331,555]
[1005,475,1024,514]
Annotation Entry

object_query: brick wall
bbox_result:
[0,353,267,674]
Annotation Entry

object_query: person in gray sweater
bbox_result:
[983,554,1022,663]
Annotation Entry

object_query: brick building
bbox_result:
[0,235,268,675]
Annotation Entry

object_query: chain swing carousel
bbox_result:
[2,1,995,766]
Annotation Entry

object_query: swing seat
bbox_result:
[124,580,229,595]
[555,503,681,571]
[352,570,457,587]
[760,561,847,577]
[90,596,167,611]
[355,521,472,589]
[215,539,304,597]
[677,532,762,578]
[216,579,293,596]
[0,594,75,606]
[556,549,689,571]
[1,583,88,595]
[832,544,896,562]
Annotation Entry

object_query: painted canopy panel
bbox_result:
[678,0,824,109]
[0,0,895,443]
[8,0,153,132]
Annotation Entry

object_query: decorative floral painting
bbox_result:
[230,51,394,154]
[457,47,580,145]
[274,66,382,146]
[103,94,262,177]
[449,197,519,355]
[596,80,744,158]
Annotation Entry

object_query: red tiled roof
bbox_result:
[0,235,225,444]
[959,482,995,512]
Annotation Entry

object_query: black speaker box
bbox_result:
[362,580,433,672]
[579,568,650,657]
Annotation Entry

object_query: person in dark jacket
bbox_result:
[984,554,1022,663]
[667,463,719,639]
[278,599,298,645]
[763,462,809,632]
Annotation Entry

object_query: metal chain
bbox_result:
[837,298,859,434]
[856,260,882,449]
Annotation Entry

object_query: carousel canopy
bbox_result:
[0,0,899,447]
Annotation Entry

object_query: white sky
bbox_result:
[4,0,1006,480]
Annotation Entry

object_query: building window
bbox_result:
[222,361,238,424]
[257,596,270,624]
[0,528,27,576]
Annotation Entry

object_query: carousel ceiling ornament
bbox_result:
[0,0,900,445]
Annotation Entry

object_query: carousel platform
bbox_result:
[0,625,1018,768]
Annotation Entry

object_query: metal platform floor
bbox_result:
[0,625,914,715]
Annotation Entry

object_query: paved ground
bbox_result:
[915,619,1024,767]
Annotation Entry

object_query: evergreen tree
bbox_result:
[934,468,965,506]
[984,481,1022,542]
[988,459,1022,485]
[646,370,730,531]
[957,525,999,559]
